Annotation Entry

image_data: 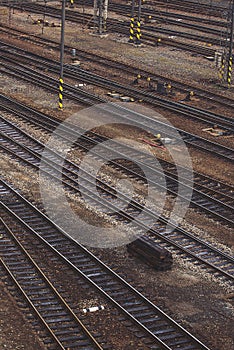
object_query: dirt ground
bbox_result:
[0,3,234,350]
[0,281,46,350]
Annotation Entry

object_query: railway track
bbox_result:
[1,24,234,110]
[106,0,228,28]
[82,0,231,43]
[137,0,228,17]
[1,48,234,163]
[1,110,234,227]
[5,1,222,55]
[1,107,234,284]
[1,179,213,350]
[1,4,233,349]
[2,41,234,130]
[0,218,105,350]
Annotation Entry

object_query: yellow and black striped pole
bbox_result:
[135,0,142,45]
[135,20,141,45]
[129,17,135,43]
[218,55,225,81]
[227,56,232,87]
[70,0,74,8]
[58,0,65,110]
[129,0,135,43]
[226,0,234,87]
[58,78,64,110]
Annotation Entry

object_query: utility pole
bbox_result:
[136,0,142,45]
[8,2,12,25]
[93,0,108,34]
[129,0,142,45]
[98,0,103,34]
[93,0,98,28]
[103,0,108,31]
[227,0,234,87]
[58,0,65,110]
[41,0,47,35]
[129,0,135,43]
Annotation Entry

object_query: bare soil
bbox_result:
[0,281,46,350]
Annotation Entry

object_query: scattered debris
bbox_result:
[139,138,165,149]
[107,91,121,98]
[83,305,105,313]
[71,60,81,65]
[202,125,230,137]
[75,83,86,88]
[120,96,134,102]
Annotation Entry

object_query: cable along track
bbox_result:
[1,114,234,285]
[0,218,104,350]
[1,179,212,350]
[0,113,234,228]
[1,25,234,110]
[0,56,234,162]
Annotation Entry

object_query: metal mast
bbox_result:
[58,0,65,110]
[227,0,234,86]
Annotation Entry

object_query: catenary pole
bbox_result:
[136,0,142,45]
[227,0,234,86]
[93,0,98,27]
[58,0,65,110]
[98,0,103,34]
[103,0,108,31]
[129,0,135,43]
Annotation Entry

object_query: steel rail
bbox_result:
[1,115,234,283]
[139,0,228,16]
[1,115,234,228]
[85,0,230,43]
[0,61,234,165]
[6,2,219,54]
[101,1,228,28]
[2,44,234,133]
[140,23,227,45]
[1,25,233,109]
[0,95,233,203]
[18,1,227,41]
[1,57,233,163]
[1,130,234,281]
[0,178,212,349]
[0,260,66,350]
[1,181,212,350]
[0,218,104,350]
